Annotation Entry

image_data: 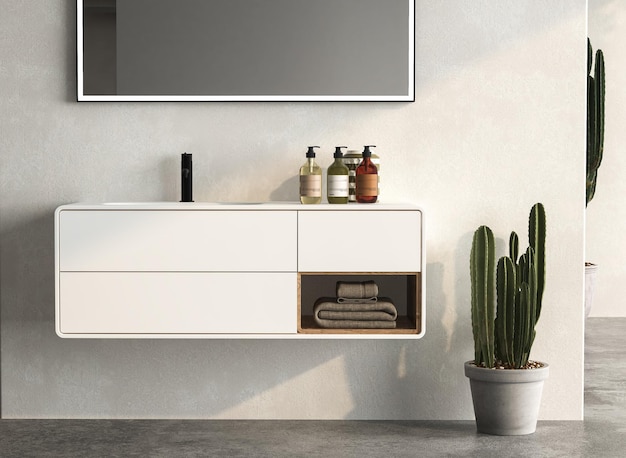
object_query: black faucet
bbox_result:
[181,153,193,202]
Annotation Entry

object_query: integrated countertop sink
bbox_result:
[102,202,266,206]
[75,202,417,211]
[102,202,165,205]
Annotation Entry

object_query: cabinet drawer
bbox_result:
[58,272,297,335]
[59,210,297,272]
[297,210,421,272]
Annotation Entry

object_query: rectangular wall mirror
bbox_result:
[78,0,415,101]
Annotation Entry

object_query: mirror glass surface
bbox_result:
[79,0,414,101]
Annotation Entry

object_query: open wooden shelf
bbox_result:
[298,272,422,335]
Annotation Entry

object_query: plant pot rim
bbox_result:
[464,361,549,383]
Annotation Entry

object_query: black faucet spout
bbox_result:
[181,153,193,202]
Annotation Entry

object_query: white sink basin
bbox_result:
[101,202,265,206]
[102,202,162,205]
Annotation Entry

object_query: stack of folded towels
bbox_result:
[313,280,398,329]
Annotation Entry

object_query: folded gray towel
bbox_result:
[313,297,397,329]
[337,296,377,304]
[319,310,392,320]
[313,320,396,329]
[336,280,379,299]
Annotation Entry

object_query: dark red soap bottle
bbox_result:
[356,145,378,203]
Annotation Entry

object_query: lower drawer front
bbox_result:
[58,272,297,335]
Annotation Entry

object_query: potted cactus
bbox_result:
[464,203,549,435]
[586,38,605,317]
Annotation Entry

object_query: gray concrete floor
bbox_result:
[1,318,624,457]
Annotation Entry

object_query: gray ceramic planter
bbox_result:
[464,361,549,435]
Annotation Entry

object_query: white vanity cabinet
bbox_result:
[55,203,424,339]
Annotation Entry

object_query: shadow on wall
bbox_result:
[0,210,348,418]
[1,0,583,419]
[270,175,299,202]
[1,211,56,323]
[65,0,77,103]
[0,210,55,416]
[347,232,479,419]
[1,211,473,419]
[338,261,473,420]
[454,232,475,360]
[415,2,581,92]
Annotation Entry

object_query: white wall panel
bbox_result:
[0,0,586,420]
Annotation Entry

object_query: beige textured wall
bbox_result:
[587,0,626,317]
[0,1,586,419]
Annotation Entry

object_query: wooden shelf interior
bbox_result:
[298,273,421,334]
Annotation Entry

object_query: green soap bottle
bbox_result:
[299,146,322,204]
[327,146,349,204]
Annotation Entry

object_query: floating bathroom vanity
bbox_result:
[55,203,424,339]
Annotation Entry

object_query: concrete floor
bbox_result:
[1,318,624,457]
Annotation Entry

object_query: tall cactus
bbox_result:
[470,226,495,368]
[471,204,546,369]
[495,256,516,366]
[529,203,546,321]
[587,38,605,206]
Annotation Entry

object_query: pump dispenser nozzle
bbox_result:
[362,145,376,157]
[306,146,320,158]
[334,146,347,158]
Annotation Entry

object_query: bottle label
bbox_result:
[327,175,349,197]
[356,174,378,197]
[300,175,322,197]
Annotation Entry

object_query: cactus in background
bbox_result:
[470,226,495,368]
[587,38,605,206]
[470,204,546,369]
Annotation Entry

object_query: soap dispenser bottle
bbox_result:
[299,146,322,204]
[327,146,349,204]
[356,145,378,203]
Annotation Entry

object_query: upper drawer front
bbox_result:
[298,210,422,272]
[59,210,297,272]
